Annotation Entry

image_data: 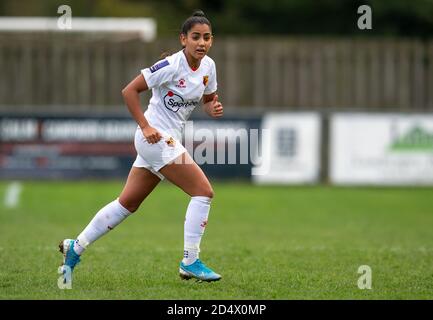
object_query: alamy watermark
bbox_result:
[357,5,372,30]
[58,265,72,289]
[357,265,372,289]
[58,4,372,31]
[57,5,72,30]
[162,121,272,176]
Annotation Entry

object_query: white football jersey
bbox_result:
[141,50,217,141]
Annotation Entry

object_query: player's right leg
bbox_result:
[59,166,161,282]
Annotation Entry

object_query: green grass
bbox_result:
[1,180,433,299]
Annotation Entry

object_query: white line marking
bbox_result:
[4,182,22,208]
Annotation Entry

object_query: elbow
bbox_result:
[121,87,128,98]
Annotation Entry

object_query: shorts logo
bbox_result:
[166,137,175,147]
[203,75,209,86]
[149,59,169,73]
[175,78,186,88]
[163,91,199,113]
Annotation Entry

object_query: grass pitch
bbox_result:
[0,180,433,299]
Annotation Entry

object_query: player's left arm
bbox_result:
[203,92,223,118]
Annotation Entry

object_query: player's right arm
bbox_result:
[121,74,162,144]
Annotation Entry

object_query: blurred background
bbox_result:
[1,0,433,300]
[1,0,433,184]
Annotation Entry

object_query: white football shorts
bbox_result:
[132,128,186,180]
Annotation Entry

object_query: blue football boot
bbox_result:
[179,259,222,282]
[59,239,81,283]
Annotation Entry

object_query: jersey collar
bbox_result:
[181,49,201,73]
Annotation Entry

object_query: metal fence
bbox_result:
[1,33,432,112]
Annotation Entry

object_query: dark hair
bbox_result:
[159,51,172,59]
[180,10,212,35]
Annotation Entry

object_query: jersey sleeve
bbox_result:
[204,60,217,95]
[141,58,175,89]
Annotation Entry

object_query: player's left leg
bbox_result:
[59,166,161,281]
[159,152,221,282]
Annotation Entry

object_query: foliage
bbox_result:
[1,0,433,36]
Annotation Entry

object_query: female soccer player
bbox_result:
[59,10,223,282]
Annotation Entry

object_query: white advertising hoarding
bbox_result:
[330,113,433,185]
[253,113,321,184]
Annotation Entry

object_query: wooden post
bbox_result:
[397,40,410,111]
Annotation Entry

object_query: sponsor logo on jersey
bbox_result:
[203,75,209,86]
[175,78,187,88]
[163,91,199,113]
[149,59,169,73]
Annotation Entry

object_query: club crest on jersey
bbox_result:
[175,78,186,88]
[203,75,209,86]
[149,59,169,73]
[166,137,175,147]
[163,91,199,113]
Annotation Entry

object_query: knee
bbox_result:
[207,187,214,199]
[118,198,140,213]
[200,185,214,199]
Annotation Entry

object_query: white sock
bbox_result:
[182,196,212,265]
[73,199,131,255]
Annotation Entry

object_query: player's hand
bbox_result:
[141,126,162,144]
[205,95,223,118]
